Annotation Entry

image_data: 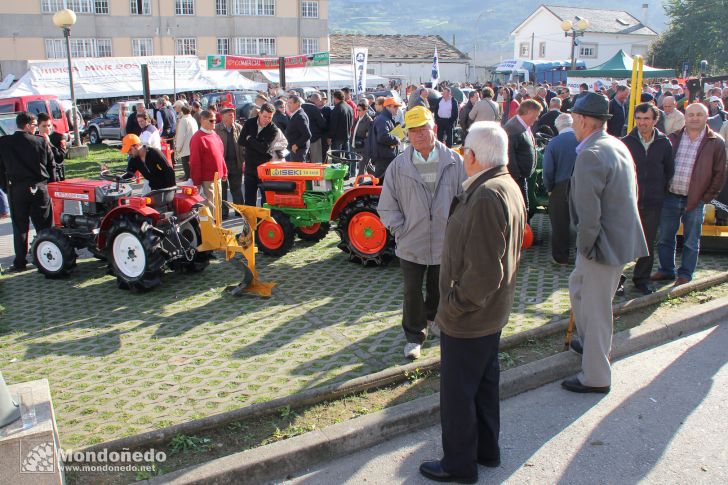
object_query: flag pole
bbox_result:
[327,37,332,101]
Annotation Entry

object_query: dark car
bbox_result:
[200,91,259,122]
[83,99,145,144]
[0,113,16,136]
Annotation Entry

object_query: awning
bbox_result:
[0,56,267,100]
[565,50,675,79]
[260,64,388,89]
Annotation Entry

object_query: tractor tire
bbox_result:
[296,222,330,242]
[88,127,101,145]
[174,220,211,273]
[32,228,77,278]
[335,195,394,266]
[255,210,295,257]
[107,215,165,292]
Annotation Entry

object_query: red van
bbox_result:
[0,95,70,137]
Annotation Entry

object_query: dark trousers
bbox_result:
[243,172,266,207]
[400,258,439,344]
[436,120,455,147]
[287,147,308,162]
[548,179,571,263]
[440,331,501,478]
[8,182,52,268]
[178,155,190,180]
[633,205,662,285]
[515,176,529,211]
[221,170,244,216]
[373,158,393,181]
[331,140,350,152]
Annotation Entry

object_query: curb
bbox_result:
[79,271,728,456]
[139,294,728,485]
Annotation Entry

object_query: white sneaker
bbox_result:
[404,343,422,360]
[427,320,440,338]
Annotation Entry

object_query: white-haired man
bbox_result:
[542,113,579,264]
[419,121,525,484]
[378,106,467,360]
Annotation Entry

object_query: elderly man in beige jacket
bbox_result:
[174,103,198,180]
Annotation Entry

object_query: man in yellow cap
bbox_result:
[118,134,176,193]
[378,105,467,360]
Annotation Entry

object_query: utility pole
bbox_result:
[530,33,535,60]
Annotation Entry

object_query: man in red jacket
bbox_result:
[189,110,228,211]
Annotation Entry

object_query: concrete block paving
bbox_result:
[0,215,725,448]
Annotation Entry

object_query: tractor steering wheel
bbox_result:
[100,170,134,192]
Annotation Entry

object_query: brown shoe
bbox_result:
[651,271,676,282]
[673,277,690,287]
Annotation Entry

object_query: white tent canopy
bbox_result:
[0,56,266,100]
[261,64,387,89]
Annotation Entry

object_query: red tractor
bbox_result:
[32,172,212,291]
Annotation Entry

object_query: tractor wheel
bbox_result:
[175,220,211,273]
[255,210,295,257]
[296,222,330,242]
[107,216,165,291]
[32,228,77,278]
[335,195,394,266]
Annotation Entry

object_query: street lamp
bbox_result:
[561,17,590,70]
[52,8,81,147]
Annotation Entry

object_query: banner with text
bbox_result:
[353,47,368,96]
[207,52,330,71]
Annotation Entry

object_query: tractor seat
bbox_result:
[259,181,297,193]
[147,187,177,209]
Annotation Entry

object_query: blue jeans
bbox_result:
[656,194,705,280]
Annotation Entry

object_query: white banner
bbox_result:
[353,47,368,97]
[566,77,618,94]
[431,47,440,87]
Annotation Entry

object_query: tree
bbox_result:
[650,0,728,75]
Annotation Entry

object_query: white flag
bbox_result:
[353,47,368,96]
[431,47,440,87]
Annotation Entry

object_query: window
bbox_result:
[538,42,546,58]
[130,0,151,15]
[45,38,112,58]
[233,0,275,16]
[216,0,228,15]
[132,38,153,56]
[302,38,318,55]
[234,37,276,55]
[42,0,108,13]
[176,38,197,55]
[579,43,597,58]
[175,0,194,15]
[301,0,318,18]
[217,38,230,55]
[519,42,529,58]
[27,101,49,116]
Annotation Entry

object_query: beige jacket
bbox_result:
[175,114,198,158]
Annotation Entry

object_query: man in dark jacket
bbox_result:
[125,103,143,137]
[419,121,525,483]
[503,99,542,208]
[284,95,311,162]
[534,97,562,136]
[240,103,282,205]
[0,112,55,272]
[607,85,630,137]
[621,103,674,294]
[434,86,458,147]
[653,103,726,286]
[368,97,402,179]
[272,99,289,133]
[327,90,353,152]
[301,93,327,163]
[215,104,245,218]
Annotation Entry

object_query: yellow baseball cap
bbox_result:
[405,106,434,129]
[120,134,141,154]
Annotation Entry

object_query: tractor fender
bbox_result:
[330,186,383,221]
[97,206,160,249]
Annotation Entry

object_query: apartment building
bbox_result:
[0,0,328,79]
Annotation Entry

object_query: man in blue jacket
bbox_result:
[607,85,630,137]
[542,113,579,264]
[378,106,467,360]
[367,97,401,179]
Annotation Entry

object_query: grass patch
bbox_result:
[64,145,127,179]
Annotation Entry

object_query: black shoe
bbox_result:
[419,460,477,484]
[569,339,583,356]
[634,282,655,295]
[561,376,610,394]
[4,264,29,274]
[476,456,501,468]
[614,274,626,297]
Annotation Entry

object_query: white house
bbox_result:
[330,34,470,86]
[510,5,659,68]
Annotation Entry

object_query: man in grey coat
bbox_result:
[378,106,467,360]
[563,93,648,394]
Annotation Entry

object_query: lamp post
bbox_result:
[560,17,590,70]
[52,8,81,148]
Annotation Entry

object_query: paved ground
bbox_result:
[286,323,728,485]
[1,213,726,449]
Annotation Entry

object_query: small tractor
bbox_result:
[255,156,395,265]
[31,172,274,295]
